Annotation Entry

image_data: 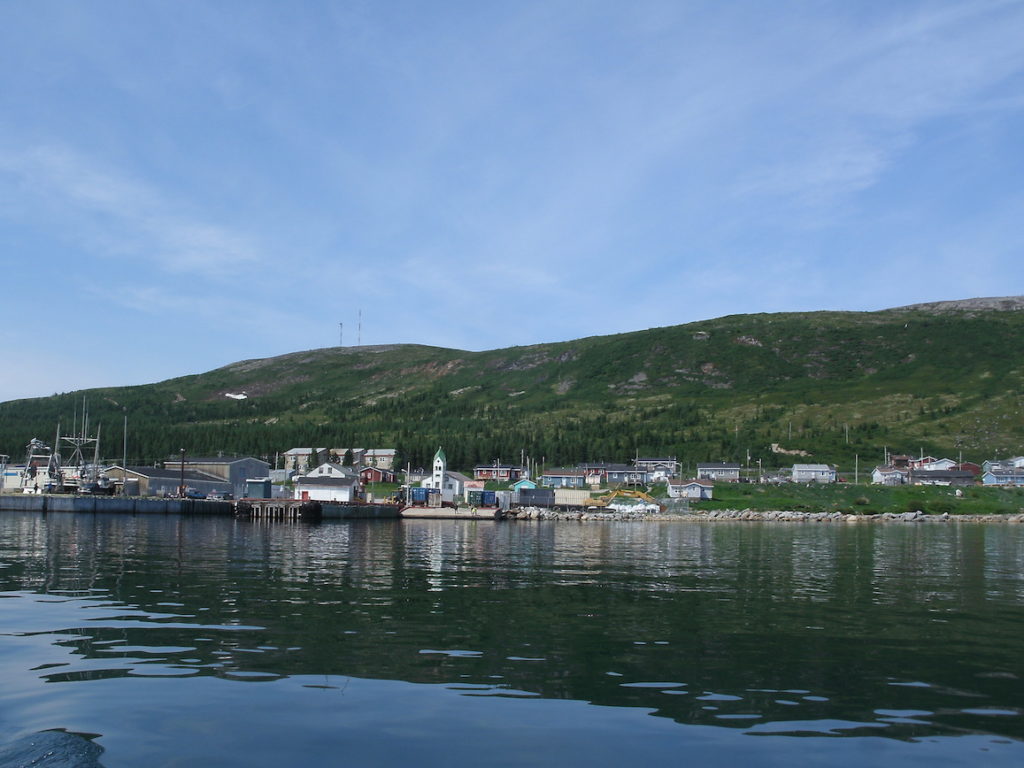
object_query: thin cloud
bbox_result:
[0,144,263,279]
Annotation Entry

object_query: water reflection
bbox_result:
[2,512,1024,765]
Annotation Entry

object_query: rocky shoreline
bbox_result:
[506,507,1024,523]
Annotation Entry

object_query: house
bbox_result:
[359,466,397,484]
[982,469,1024,487]
[330,447,365,466]
[578,462,650,485]
[472,463,526,481]
[791,464,836,483]
[916,458,957,472]
[293,475,360,502]
[983,457,1024,473]
[956,462,982,477]
[511,478,537,492]
[697,463,741,482]
[282,448,328,472]
[363,449,397,469]
[871,466,908,485]
[633,457,680,481]
[164,456,270,499]
[667,479,713,499]
[540,469,587,488]
[105,465,232,498]
[405,467,429,485]
[909,469,976,486]
[306,462,357,480]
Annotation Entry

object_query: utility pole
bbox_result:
[358,308,362,346]
[178,448,186,498]
[122,413,128,495]
[339,322,343,346]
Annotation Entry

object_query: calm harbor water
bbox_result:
[1,511,1023,767]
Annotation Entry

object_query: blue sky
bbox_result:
[1,0,1022,401]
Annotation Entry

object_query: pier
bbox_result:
[400,505,503,520]
[235,499,322,521]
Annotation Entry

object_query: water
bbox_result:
[1,512,1023,766]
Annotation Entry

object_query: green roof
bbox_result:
[433,446,446,464]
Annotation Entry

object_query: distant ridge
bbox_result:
[2,297,1023,469]
[889,296,1024,313]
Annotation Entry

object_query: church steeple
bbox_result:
[431,446,447,488]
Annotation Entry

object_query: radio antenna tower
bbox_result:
[358,308,362,346]
[339,322,343,346]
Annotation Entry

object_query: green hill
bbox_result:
[2,299,1022,471]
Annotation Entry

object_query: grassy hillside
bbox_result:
[2,302,1022,471]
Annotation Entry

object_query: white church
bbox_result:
[420,447,471,501]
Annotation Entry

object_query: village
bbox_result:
[3,438,1023,513]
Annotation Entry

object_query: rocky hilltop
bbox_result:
[1,299,1022,469]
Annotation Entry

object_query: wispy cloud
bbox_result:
[734,0,1024,217]
[0,144,263,279]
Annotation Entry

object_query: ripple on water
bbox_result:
[418,649,483,658]
[619,682,686,689]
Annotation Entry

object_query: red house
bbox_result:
[359,466,396,484]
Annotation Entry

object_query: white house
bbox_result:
[871,466,908,485]
[792,464,836,483]
[634,457,680,481]
[363,449,397,469]
[305,462,358,480]
[916,458,957,472]
[293,476,359,502]
[667,479,714,499]
[696,463,740,482]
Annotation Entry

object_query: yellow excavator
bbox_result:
[588,488,666,512]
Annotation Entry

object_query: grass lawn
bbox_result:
[694,482,1024,516]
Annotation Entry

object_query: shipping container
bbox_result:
[554,488,593,507]
[519,488,555,507]
[480,490,497,506]
[467,490,484,505]
[410,487,429,503]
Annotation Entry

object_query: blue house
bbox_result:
[982,469,1024,486]
[541,469,586,488]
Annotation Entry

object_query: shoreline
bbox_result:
[507,507,1024,523]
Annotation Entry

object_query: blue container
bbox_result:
[481,490,497,506]
[410,487,429,503]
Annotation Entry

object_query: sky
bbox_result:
[1,0,1022,401]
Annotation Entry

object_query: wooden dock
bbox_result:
[235,499,322,521]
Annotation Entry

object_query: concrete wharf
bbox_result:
[0,494,234,515]
[400,505,503,520]
[0,494,403,521]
